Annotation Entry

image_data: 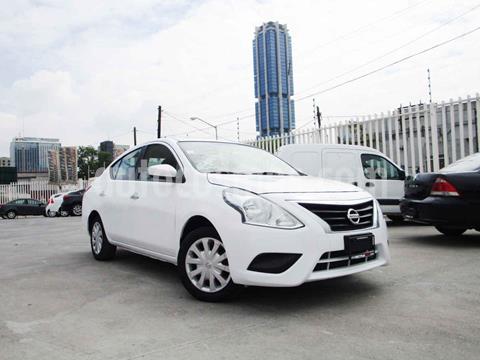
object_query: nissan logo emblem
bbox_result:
[347,208,361,225]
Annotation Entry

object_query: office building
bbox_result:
[99,141,114,155]
[253,21,295,137]
[0,157,11,167]
[48,146,78,184]
[10,137,61,179]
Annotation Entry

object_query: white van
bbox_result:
[277,144,406,220]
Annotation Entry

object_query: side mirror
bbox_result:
[147,164,177,178]
[398,169,406,181]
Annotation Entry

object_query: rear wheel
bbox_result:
[59,209,69,217]
[90,217,116,260]
[435,226,467,236]
[72,204,82,216]
[6,210,16,219]
[178,227,240,302]
[47,210,57,217]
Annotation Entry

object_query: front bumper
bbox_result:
[400,197,479,227]
[215,192,390,287]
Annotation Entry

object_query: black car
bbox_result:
[60,189,85,216]
[0,198,47,219]
[400,153,480,236]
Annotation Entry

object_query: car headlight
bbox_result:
[223,188,304,229]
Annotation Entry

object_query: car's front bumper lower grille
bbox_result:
[313,247,378,271]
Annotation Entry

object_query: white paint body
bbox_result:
[45,193,65,216]
[277,144,405,216]
[83,139,390,288]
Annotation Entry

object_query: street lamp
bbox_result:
[190,117,218,140]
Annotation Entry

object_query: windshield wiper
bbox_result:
[208,171,246,175]
[250,172,293,176]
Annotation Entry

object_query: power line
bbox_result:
[296,25,480,102]
[296,2,480,97]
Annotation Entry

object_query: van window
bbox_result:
[361,154,401,180]
[290,151,319,175]
[323,151,359,181]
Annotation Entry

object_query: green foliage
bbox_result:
[77,146,108,179]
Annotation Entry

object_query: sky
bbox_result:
[0,0,479,156]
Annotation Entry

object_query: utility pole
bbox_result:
[237,117,240,142]
[316,106,322,129]
[133,126,137,146]
[427,68,432,103]
[157,106,162,138]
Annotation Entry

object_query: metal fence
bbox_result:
[0,181,85,205]
[246,94,480,174]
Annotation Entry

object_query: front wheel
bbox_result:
[59,209,69,217]
[90,217,116,260]
[6,210,16,219]
[178,227,240,302]
[47,210,57,217]
[435,226,467,236]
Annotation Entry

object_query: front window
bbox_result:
[179,141,299,175]
[361,154,402,180]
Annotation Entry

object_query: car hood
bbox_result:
[207,174,359,194]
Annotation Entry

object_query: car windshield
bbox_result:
[178,141,300,175]
[440,152,480,173]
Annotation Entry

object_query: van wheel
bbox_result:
[90,217,116,260]
[178,227,240,302]
[435,226,467,236]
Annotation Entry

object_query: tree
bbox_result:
[98,151,113,169]
[78,146,99,179]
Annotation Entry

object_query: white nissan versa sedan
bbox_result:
[82,139,390,301]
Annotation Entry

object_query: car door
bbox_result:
[360,153,405,214]
[131,143,182,256]
[15,199,29,215]
[27,199,44,215]
[102,147,145,246]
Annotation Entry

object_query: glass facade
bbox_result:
[253,22,295,136]
[10,137,61,173]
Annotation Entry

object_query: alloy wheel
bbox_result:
[47,210,56,217]
[91,222,103,255]
[60,210,69,217]
[7,211,16,219]
[185,237,231,293]
[72,205,82,216]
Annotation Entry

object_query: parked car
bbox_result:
[60,190,85,216]
[0,198,46,219]
[83,139,390,301]
[400,153,480,236]
[277,144,406,221]
[46,193,67,217]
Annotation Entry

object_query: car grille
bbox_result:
[313,247,377,272]
[298,200,374,231]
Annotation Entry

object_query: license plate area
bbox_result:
[344,233,374,258]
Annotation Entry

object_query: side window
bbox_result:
[139,144,180,181]
[115,148,144,181]
[110,159,121,179]
[361,154,400,180]
[14,199,27,205]
[27,199,39,205]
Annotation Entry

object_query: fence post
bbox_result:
[476,93,480,152]
[466,95,474,155]
[440,101,449,167]
[449,98,457,162]
[387,111,394,161]
[458,97,465,158]
[430,103,440,172]
[409,106,416,173]
[415,105,424,173]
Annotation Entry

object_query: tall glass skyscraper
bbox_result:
[253,21,295,137]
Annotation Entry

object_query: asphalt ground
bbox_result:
[1,216,479,360]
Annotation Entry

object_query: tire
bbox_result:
[1,215,6,219]
[178,226,240,302]
[388,215,404,223]
[47,210,57,218]
[6,210,16,220]
[435,226,467,236]
[59,209,69,217]
[90,216,116,261]
[71,204,82,216]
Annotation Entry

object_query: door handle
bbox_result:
[365,182,375,188]
[130,193,140,200]
[352,182,358,186]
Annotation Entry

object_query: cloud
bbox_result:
[0,0,479,156]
